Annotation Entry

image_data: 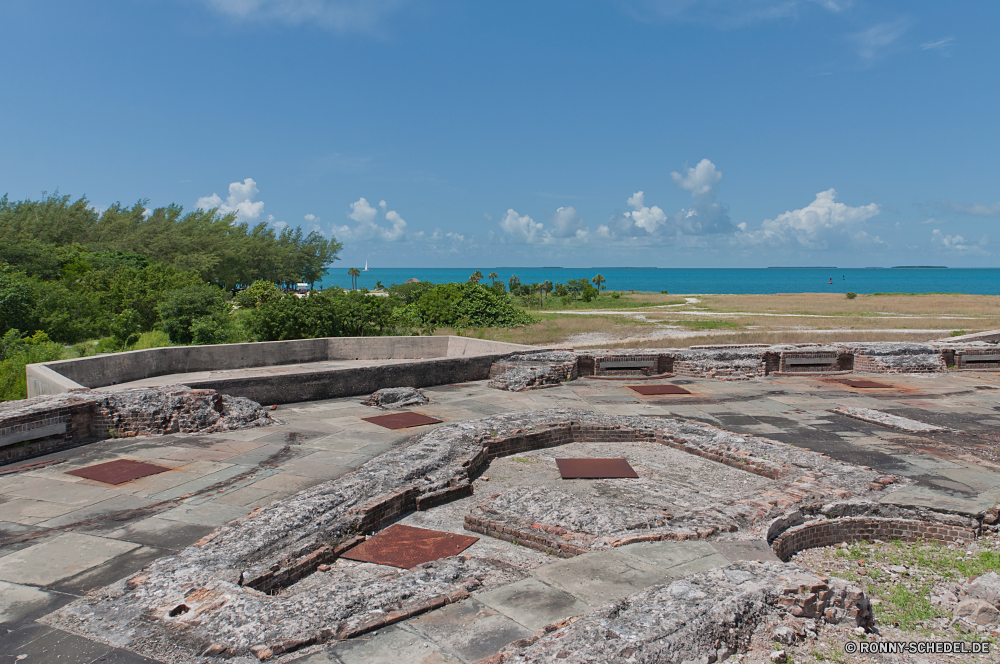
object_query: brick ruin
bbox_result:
[488,340,995,390]
[40,409,984,662]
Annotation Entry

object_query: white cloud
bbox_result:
[142,208,153,218]
[608,158,734,239]
[334,197,407,242]
[936,199,1000,217]
[196,178,266,222]
[550,206,587,238]
[921,36,954,51]
[740,189,880,248]
[625,191,668,233]
[671,159,722,196]
[932,229,989,254]
[197,0,407,33]
[851,19,910,61]
[304,213,317,221]
[498,209,546,244]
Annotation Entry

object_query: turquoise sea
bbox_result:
[319,267,1000,295]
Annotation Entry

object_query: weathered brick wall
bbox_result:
[674,360,767,380]
[0,393,98,465]
[853,355,946,374]
[771,517,976,561]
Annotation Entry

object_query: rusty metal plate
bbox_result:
[341,524,479,569]
[66,459,170,485]
[627,384,691,395]
[831,379,894,389]
[556,458,639,479]
[361,412,443,429]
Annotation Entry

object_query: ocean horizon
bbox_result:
[318,267,1000,295]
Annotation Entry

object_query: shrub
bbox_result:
[611,292,621,299]
[0,329,64,401]
[157,284,230,344]
[845,292,857,299]
[950,330,968,337]
[132,330,172,350]
[234,280,279,309]
[661,290,669,295]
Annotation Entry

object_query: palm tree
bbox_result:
[509,274,520,291]
[376,280,385,291]
[469,270,484,285]
[348,267,360,290]
[488,272,499,286]
[592,274,606,291]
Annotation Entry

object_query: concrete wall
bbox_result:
[26,336,534,403]
[183,354,513,405]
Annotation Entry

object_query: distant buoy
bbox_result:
[829,278,833,284]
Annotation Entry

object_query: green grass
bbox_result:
[832,541,1000,632]
[670,319,741,331]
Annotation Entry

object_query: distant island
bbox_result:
[767,266,837,269]
[891,266,948,269]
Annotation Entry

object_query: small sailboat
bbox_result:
[363,260,370,272]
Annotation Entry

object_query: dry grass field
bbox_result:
[453,291,1000,348]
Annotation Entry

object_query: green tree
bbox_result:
[469,270,483,285]
[593,274,606,291]
[348,267,360,290]
[157,284,230,344]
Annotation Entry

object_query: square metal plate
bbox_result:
[361,412,443,429]
[66,459,170,485]
[556,458,639,479]
[627,385,691,395]
[341,524,479,568]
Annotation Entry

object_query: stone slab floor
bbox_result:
[3,371,1000,662]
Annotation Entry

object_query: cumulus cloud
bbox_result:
[606,159,734,239]
[196,178,266,222]
[498,209,546,244]
[851,19,910,61]
[196,0,407,32]
[740,189,881,248]
[935,199,1000,217]
[550,206,587,238]
[333,197,407,242]
[932,229,989,254]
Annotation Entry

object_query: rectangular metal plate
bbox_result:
[556,458,639,479]
[628,385,691,395]
[965,355,1000,362]
[341,524,479,569]
[831,379,893,389]
[361,412,443,429]
[66,459,170,485]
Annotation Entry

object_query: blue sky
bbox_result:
[1,1,997,268]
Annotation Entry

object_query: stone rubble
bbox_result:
[479,562,872,664]
[361,387,430,409]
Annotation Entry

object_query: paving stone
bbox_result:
[212,486,278,507]
[146,464,253,500]
[158,501,251,527]
[711,540,782,564]
[407,598,533,661]
[532,550,673,606]
[49,545,169,595]
[104,516,216,551]
[0,477,117,507]
[329,625,462,664]
[618,540,721,570]
[0,498,77,525]
[248,472,324,493]
[0,533,140,586]
[0,580,63,625]
[474,576,594,631]
[36,494,160,529]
